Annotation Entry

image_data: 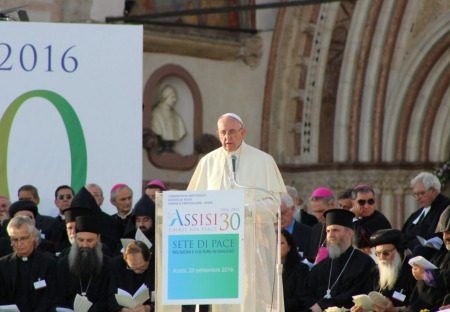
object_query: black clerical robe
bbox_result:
[401,193,450,251]
[353,210,391,248]
[303,222,326,263]
[108,255,155,311]
[406,245,450,311]
[304,246,375,310]
[0,250,56,312]
[371,255,415,307]
[55,254,110,311]
[283,259,309,312]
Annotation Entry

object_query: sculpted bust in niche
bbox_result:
[151,85,187,153]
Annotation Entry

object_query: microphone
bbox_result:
[231,155,237,182]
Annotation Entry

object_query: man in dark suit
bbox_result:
[401,172,450,257]
[0,215,56,311]
[280,194,311,256]
[17,184,56,241]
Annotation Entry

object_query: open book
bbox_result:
[115,283,150,308]
[55,294,93,312]
[0,304,20,312]
[352,291,388,311]
[120,228,153,253]
[416,235,443,250]
[408,256,438,270]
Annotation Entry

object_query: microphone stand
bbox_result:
[230,156,282,312]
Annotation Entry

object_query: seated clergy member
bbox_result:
[305,209,375,311]
[350,185,391,253]
[123,194,156,241]
[280,194,311,255]
[56,216,110,311]
[350,229,415,312]
[0,216,56,311]
[303,187,336,264]
[144,180,166,203]
[108,241,155,312]
[0,200,56,257]
[402,172,450,257]
[405,206,450,312]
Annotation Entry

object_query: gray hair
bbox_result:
[285,185,298,199]
[7,215,34,236]
[110,185,133,201]
[281,194,295,209]
[410,172,441,193]
[86,183,103,195]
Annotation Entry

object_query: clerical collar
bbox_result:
[117,210,132,219]
[18,251,34,262]
[412,206,431,224]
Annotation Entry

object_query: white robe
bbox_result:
[187,141,286,198]
[186,141,286,312]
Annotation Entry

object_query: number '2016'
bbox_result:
[0,43,78,73]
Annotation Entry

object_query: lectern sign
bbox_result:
[162,190,245,305]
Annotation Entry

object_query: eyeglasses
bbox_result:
[413,190,427,198]
[10,235,31,244]
[357,198,375,206]
[218,128,242,137]
[126,262,149,274]
[58,194,73,200]
[374,247,395,257]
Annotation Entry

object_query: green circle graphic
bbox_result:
[0,90,87,197]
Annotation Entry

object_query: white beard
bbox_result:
[378,251,402,290]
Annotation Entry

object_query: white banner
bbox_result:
[0,22,143,216]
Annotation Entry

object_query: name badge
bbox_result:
[34,279,47,289]
[392,291,406,302]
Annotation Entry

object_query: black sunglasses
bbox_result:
[58,194,73,200]
[357,198,375,206]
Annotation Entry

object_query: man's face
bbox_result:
[0,198,10,220]
[136,216,153,232]
[111,187,133,215]
[125,252,149,274]
[216,116,246,152]
[14,210,35,226]
[310,199,334,224]
[9,225,35,257]
[413,180,437,208]
[444,231,450,251]
[18,190,39,204]
[55,188,74,213]
[66,221,76,243]
[145,187,161,202]
[326,225,351,248]
[354,191,376,217]
[76,232,99,249]
[86,185,104,206]
[375,243,396,262]
[280,201,295,228]
[338,198,353,210]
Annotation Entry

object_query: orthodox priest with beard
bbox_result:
[350,229,415,312]
[56,216,110,311]
[304,209,375,312]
